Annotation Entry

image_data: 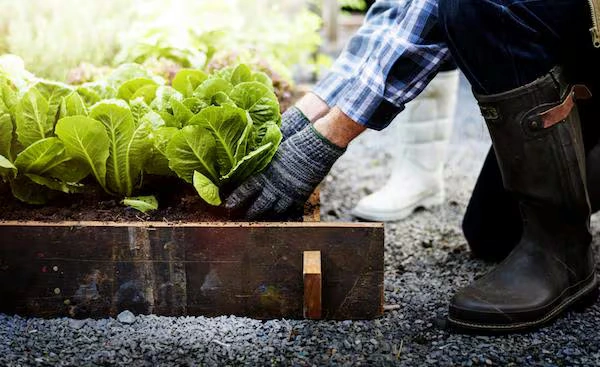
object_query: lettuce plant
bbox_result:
[0,61,282,210]
[0,79,89,204]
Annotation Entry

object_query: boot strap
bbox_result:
[540,85,592,129]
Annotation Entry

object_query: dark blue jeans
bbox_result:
[437,0,600,260]
[439,0,597,94]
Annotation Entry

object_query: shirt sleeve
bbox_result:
[313,0,450,130]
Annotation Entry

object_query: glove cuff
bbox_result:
[284,124,345,175]
[280,106,311,140]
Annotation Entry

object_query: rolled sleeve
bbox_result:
[313,0,450,130]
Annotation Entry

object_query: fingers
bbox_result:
[224,176,262,210]
[246,193,277,220]
[273,197,294,215]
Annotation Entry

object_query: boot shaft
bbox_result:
[475,67,590,220]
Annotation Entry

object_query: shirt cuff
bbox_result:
[339,79,404,131]
[312,71,351,108]
[313,72,403,131]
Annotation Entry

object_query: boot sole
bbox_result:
[352,192,444,222]
[447,271,599,334]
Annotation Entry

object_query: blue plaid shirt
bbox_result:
[313,0,449,130]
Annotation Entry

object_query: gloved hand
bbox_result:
[280,106,311,141]
[225,124,345,219]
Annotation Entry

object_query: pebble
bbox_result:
[117,310,136,324]
[69,319,87,330]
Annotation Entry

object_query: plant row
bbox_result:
[0,62,282,212]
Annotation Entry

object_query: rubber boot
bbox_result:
[448,67,598,332]
[352,69,459,221]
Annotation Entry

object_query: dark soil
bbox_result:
[0,176,308,223]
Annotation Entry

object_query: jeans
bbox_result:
[439,0,596,94]
[437,0,600,260]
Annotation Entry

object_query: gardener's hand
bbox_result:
[280,106,310,141]
[280,93,329,141]
[225,124,345,219]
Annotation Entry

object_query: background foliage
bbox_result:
[0,0,324,82]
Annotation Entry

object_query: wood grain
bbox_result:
[0,222,384,320]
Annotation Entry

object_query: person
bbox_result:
[437,0,600,332]
[352,60,459,222]
[225,0,600,332]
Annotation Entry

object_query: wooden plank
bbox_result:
[303,251,322,319]
[0,222,384,320]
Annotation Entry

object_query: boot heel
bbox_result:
[571,287,599,313]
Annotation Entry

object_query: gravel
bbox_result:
[1,75,600,366]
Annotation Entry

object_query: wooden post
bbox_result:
[303,251,322,319]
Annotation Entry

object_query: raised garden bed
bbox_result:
[0,190,384,320]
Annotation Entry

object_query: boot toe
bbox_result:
[448,284,557,331]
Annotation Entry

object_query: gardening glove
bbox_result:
[280,106,311,141]
[225,124,345,219]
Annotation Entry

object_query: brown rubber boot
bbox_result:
[448,67,599,332]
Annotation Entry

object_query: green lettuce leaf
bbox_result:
[10,175,51,204]
[193,170,221,206]
[145,126,178,176]
[188,105,250,175]
[77,82,117,106]
[193,78,233,104]
[0,80,18,113]
[107,63,160,88]
[59,92,87,119]
[90,100,153,196]
[0,154,16,180]
[55,115,110,189]
[252,71,274,90]
[130,98,152,125]
[15,87,50,148]
[25,173,84,194]
[131,84,158,104]
[166,125,219,183]
[117,78,158,102]
[47,159,91,183]
[122,195,158,213]
[14,137,70,175]
[229,81,280,127]
[150,86,183,113]
[230,64,253,86]
[0,112,14,161]
[182,97,208,114]
[171,99,193,127]
[172,69,207,97]
[222,142,274,184]
[34,80,74,125]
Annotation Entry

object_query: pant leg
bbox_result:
[438,0,593,94]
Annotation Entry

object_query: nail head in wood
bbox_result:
[303,250,322,319]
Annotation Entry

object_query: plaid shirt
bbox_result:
[313,0,449,130]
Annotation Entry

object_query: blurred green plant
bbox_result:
[0,0,326,83]
[338,0,368,12]
[115,0,325,82]
[0,0,135,81]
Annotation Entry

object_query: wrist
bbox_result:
[313,107,366,148]
[295,93,330,122]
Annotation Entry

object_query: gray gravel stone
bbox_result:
[117,310,136,324]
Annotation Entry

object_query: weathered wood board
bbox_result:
[0,221,384,320]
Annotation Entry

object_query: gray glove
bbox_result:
[225,124,345,219]
[280,106,311,141]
